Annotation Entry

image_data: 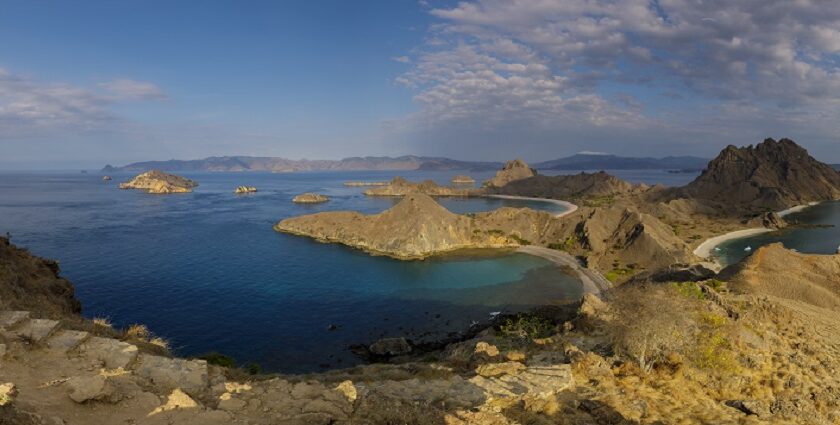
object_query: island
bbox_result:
[234,186,257,194]
[118,170,198,194]
[450,175,475,184]
[292,193,330,204]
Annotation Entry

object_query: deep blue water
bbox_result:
[715,201,840,266]
[0,170,585,373]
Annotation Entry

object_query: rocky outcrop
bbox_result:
[292,193,329,204]
[102,176,112,181]
[119,170,198,194]
[363,177,475,197]
[482,159,537,188]
[275,193,551,259]
[0,237,81,318]
[451,175,475,184]
[489,171,638,200]
[722,243,840,309]
[234,186,257,194]
[679,138,840,213]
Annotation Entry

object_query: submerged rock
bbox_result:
[292,193,329,204]
[119,170,198,194]
[369,337,412,356]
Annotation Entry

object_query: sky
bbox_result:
[1,0,840,169]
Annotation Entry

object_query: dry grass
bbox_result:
[125,324,150,340]
[92,317,112,328]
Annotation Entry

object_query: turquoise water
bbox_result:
[0,170,580,372]
[715,201,840,266]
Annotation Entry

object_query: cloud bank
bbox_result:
[391,0,840,160]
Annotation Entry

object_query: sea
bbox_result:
[7,167,828,372]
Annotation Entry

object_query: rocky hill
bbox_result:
[362,177,476,197]
[0,237,81,318]
[489,171,639,201]
[482,159,537,188]
[275,192,554,259]
[119,170,198,194]
[679,138,840,213]
[721,243,840,309]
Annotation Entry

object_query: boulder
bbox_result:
[475,361,526,377]
[67,375,116,403]
[234,186,257,194]
[369,337,412,356]
[0,383,16,406]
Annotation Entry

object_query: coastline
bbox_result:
[517,245,612,296]
[693,228,773,259]
[485,194,578,218]
[778,201,820,217]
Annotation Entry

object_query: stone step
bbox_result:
[14,319,61,343]
[77,337,138,369]
[0,311,30,330]
[134,354,210,397]
[46,330,91,353]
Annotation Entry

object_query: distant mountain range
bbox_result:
[102,153,710,173]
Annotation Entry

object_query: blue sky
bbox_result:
[2,0,839,168]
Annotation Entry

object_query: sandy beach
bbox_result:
[778,201,820,217]
[693,228,774,259]
[485,194,578,218]
[517,245,612,296]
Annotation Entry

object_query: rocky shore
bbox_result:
[119,170,198,194]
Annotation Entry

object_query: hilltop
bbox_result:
[677,138,840,213]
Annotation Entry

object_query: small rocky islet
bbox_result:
[118,170,198,194]
[234,186,257,194]
[292,192,330,204]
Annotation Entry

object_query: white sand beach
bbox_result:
[485,194,578,218]
[693,228,774,259]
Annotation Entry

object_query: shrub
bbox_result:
[499,315,555,344]
[200,352,237,368]
[125,324,150,340]
[92,317,112,328]
[671,281,705,300]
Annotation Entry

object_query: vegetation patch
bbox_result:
[605,267,633,283]
[498,315,555,346]
[670,281,706,300]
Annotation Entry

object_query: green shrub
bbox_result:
[499,315,554,344]
[670,281,705,300]
[199,352,236,368]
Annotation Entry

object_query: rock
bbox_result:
[369,337,412,356]
[649,264,716,282]
[475,361,526,377]
[234,186,257,194]
[474,342,500,358]
[119,170,197,194]
[102,176,112,181]
[578,293,608,319]
[46,330,90,353]
[504,351,526,362]
[451,175,475,184]
[80,337,139,369]
[725,399,770,417]
[0,311,30,329]
[482,159,537,188]
[14,319,60,343]
[133,355,209,397]
[0,383,16,406]
[745,211,787,229]
[292,193,330,204]
[334,381,357,403]
[67,375,115,403]
[149,388,199,415]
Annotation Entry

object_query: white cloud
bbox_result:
[0,69,165,136]
[389,0,840,159]
[99,79,166,100]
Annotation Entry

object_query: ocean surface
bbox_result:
[0,169,586,373]
[715,201,840,266]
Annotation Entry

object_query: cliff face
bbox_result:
[0,237,81,318]
[363,177,476,197]
[119,170,198,194]
[482,159,537,188]
[275,193,551,259]
[490,171,637,200]
[680,138,840,212]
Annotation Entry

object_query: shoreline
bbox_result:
[485,194,578,218]
[778,201,820,217]
[693,228,774,259]
[517,246,612,296]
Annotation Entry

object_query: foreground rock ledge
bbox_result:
[119,170,198,194]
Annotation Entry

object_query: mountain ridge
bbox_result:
[102,153,709,173]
